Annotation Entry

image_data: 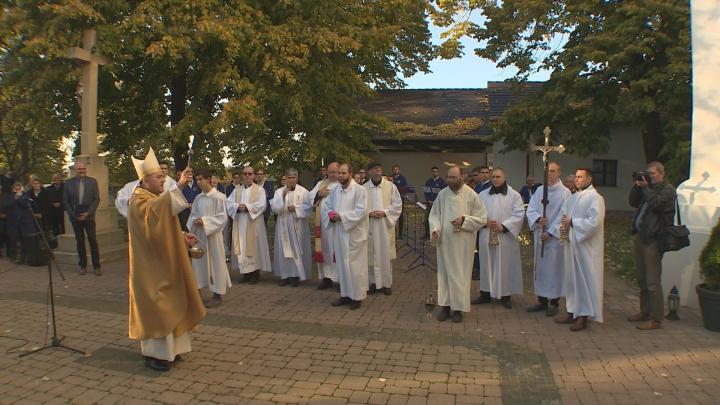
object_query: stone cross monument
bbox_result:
[662,1,720,308]
[55,29,127,266]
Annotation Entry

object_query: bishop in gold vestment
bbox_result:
[127,148,205,370]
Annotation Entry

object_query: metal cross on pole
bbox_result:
[531,126,565,257]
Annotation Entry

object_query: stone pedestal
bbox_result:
[661,0,720,308]
[54,155,127,267]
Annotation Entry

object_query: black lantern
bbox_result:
[425,292,436,312]
[666,285,680,321]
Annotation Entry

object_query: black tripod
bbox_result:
[18,197,85,358]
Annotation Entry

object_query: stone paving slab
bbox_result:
[1,236,719,404]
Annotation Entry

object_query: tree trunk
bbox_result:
[641,111,664,164]
[170,71,188,173]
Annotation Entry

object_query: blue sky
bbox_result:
[404,17,551,89]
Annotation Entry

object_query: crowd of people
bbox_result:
[1,154,674,371]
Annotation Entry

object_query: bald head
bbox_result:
[447,166,463,191]
[74,162,87,177]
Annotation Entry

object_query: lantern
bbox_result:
[425,293,436,312]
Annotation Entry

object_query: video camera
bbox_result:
[632,171,650,183]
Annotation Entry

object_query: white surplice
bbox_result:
[563,185,605,322]
[364,178,402,289]
[477,185,525,298]
[226,184,272,274]
[188,188,231,295]
[303,179,339,281]
[429,185,487,312]
[270,185,312,280]
[115,177,177,219]
[322,180,369,301]
[526,181,571,299]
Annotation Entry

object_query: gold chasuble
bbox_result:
[128,187,206,340]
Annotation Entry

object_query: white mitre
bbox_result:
[132,147,162,180]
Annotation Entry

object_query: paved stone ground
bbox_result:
[1,226,719,404]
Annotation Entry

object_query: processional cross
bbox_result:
[68,29,109,156]
[531,126,565,257]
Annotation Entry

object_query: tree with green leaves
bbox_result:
[431,0,691,183]
[2,1,435,184]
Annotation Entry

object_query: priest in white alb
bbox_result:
[226,166,271,284]
[303,162,340,290]
[474,168,525,309]
[322,163,369,310]
[556,168,605,332]
[270,168,312,287]
[364,162,402,295]
[187,168,231,308]
[429,166,487,323]
[525,162,571,317]
[127,148,205,372]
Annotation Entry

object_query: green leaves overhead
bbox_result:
[1,0,434,182]
[432,0,691,183]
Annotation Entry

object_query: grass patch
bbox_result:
[604,211,636,283]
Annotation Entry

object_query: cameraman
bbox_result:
[628,161,676,331]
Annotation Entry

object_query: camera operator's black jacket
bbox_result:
[629,181,676,244]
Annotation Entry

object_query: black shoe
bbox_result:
[436,306,450,321]
[278,278,289,286]
[471,292,491,305]
[501,296,512,309]
[545,305,559,317]
[291,277,300,287]
[526,303,547,313]
[145,358,170,372]
[332,297,352,306]
[248,271,260,284]
[349,300,362,310]
[368,284,377,294]
[317,278,333,290]
[383,288,392,296]
[451,311,463,323]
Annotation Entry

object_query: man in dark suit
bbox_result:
[63,161,101,275]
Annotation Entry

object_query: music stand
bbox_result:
[404,200,436,274]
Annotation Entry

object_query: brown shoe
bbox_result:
[627,312,649,322]
[94,268,102,276]
[555,313,574,324]
[636,320,662,330]
[205,296,222,308]
[570,316,587,332]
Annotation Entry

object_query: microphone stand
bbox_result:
[18,196,86,358]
